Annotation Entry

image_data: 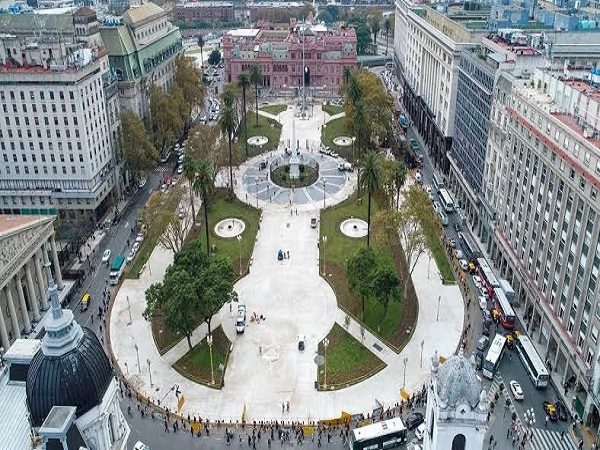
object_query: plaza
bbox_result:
[108,102,465,423]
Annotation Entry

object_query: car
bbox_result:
[455,249,465,260]
[482,309,493,325]
[509,380,524,400]
[415,171,423,184]
[472,274,483,287]
[491,307,500,322]
[415,423,426,441]
[138,178,147,188]
[474,352,484,370]
[479,285,489,297]
[132,242,140,253]
[542,401,558,421]
[200,115,208,124]
[177,165,183,174]
[476,336,490,351]
[478,296,488,310]
[448,238,456,248]
[126,249,136,263]
[160,153,169,163]
[459,259,468,271]
[555,400,569,421]
[178,154,185,163]
[134,441,151,450]
[298,335,305,351]
[235,304,246,334]
[405,412,424,430]
[101,249,111,264]
[178,206,185,219]
[453,223,461,232]
[310,217,317,228]
[135,232,145,243]
[433,201,442,213]
[505,333,514,348]
[482,322,491,336]
[425,185,433,195]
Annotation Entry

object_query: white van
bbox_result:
[235,304,246,334]
[338,162,353,172]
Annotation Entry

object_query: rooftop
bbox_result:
[0,369,30,450]
[175,1,234,7]
[0,214,52,235]
[3,339,41,365]
[551,112,600,147]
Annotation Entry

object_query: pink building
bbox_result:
[223,21,357,91]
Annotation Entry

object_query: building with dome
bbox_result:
[422,350,488,450]
[0,243,129,450]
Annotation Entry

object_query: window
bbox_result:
[452,434,466,450]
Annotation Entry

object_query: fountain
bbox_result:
[340,218,368,238]
[214,218,246,238]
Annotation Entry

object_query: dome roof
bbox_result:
[436,352,481,409]
[26,328,113,427]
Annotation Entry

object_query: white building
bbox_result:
[0,7,120,223]
[423,351,488,450]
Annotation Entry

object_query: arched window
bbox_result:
[452,434,466,450]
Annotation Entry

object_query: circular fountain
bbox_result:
[214,218,246,238]
[339,218,368,238]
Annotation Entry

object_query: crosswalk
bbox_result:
[529,427,578,450]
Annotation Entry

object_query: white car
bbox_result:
[101,249,111,264]
[479,285,488,297]
[478,296,488,310]
[415,423,426,441]
[138,178,147,188]
[459,259,468,271]
[472,275,482,288]
[177,165,183,175]
[510,380,524,400]
[134,442,151,450]
[135,232,145,243]
[126,249,136,263]
[132,242,140,254]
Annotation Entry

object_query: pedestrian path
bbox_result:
[529,427,578,450]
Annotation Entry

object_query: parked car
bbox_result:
[310,217,317,228]
[475,352,484,370]
[102,249,111,264]
[482,309,493,326]
[405,412,424,430]
[555,400,569,421]
[297,335,305,351]
[135,232,145,243]
[134,442,151,450]
[542,401,558,421]
[453,223,461,232]
[459,259,469,271]
[177,165,183,174]
[472,275,483,288]
[138,178,147,188]
[482,323,491,336]
[478,296,488,310]
[126,249,136,263]
[448,237,456,248]
[415,423,426,441]
[132,242,140,254]
[476,336,490,351]
[455,249,465,260]
[510,380,524,400]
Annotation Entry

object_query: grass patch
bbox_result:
[234,114,282,164]
[321,117,354,162]
[317,323,385,389]
[322,103,344,116]
[126,188,184,279]
[425,227,456,283]
[260,104,287,115]
[196,188,260,271]
[271,164,319,188]
[173,326,231,388]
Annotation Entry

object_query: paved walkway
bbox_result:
[109,102,464,423]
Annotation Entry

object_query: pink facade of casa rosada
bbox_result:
[223,24,358,90]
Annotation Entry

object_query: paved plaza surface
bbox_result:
[109,103,465,424]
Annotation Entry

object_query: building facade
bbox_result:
[485,68,600,427]
[100,2,184,117]
[173,1,235,24]
[0,7,119,222]
[223,21,357,92]
[0,215,64,350]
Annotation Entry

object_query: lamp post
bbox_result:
[126,295,132,325]
[322,178,326,208]
[236,235,243,275]
[322,338,330,389]
[255,177,259,208]
[420,340,425,368]
[352,136,356,163]
[403,357,408,388]
[124,361,129,375]
[322,235,327,275]
[436,295,441,322]
[207,334,215,385]
[134,343,140,374]
[147,358,153,387]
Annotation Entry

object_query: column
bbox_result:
[5,283,20,340]
[15,275,31,334]
[34,251,48,310]
[0,291,9,350]
[50,236,64,289]
[25,263,40,321]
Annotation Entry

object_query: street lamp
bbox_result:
[207,334,215,385]
[420,340,425,368]
[322,338,330,389]
[124,362,129,375]
[255,177,259,208]
[147,358,153,387]
[134,343,140,374]
[436,296,441,322]
[322,235,328,276]
[352,136,356,163]
[126,295,132,325]
[322,178,327,208]
[236,235,243,275]
[403,357,408,387]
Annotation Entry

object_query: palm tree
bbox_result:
[371,18,381,47]
[237,73,251,157]
[197,35,205,73]
[393,160,407,210]
[360,151,382,247]
[219,85,238,198]
[193,159,215,254]
[249,65,262,126]
[384,17,392,56]
[182,155,198,225]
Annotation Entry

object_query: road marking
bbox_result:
[529,427,578,450]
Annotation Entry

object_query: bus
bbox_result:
[482,334,507,379]
[457,232,481,263]
[437,188,455,213]
[515,335,549,388]
[349,418,407,450]
[476,258,500,296]
[109,255,126,286]
[432,173,445,192]
[493,287,516,329]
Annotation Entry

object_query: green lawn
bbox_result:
[321,117,354,162]
[259,104,288,115]
[196,188,261,275]
[173,326,231,388]
[322,103,344,116]
[271,164,318,188]
[317,323,385,389]
[425,227,456,283]
[234,114,282,164]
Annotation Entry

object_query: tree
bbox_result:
[182,155,198,225]
[393,160,407,209]
[369,264,400,333]
[197,35,205,73]
[347,246,376,319]
[219,84,238,198]
[249,65,263,126]
[359,151,382,247]
[196,254,235,335]
[384,16,393,56]
[142,186,189,254]
[174,55,206,132]
[370,18,381,46]
[237,73,251,157]
[193,159,215,254]
[208,49,221,66]
[149,85,183,154]
[119,111,158,178]
[185,124,225,176]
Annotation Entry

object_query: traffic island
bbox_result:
[316,323,386,390]
[259,104,287,115]
[270,164,319,188]
[173,326,231,389]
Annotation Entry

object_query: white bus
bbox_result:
[515,335,549,388]
[109,255,126,286]
[482,334,507,379]
[349,418,407,450]
[432,172,445,191]
[437,188,455,213]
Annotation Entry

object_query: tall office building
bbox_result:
[0,7,120,223]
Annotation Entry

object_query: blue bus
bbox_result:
[109,255,126,285]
